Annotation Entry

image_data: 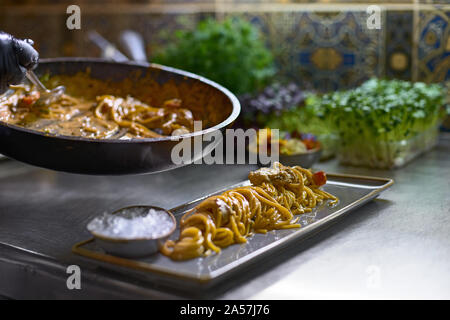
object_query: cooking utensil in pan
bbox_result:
[26,70,66,105]
[0,58,240,175]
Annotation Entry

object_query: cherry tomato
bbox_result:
[312,171,327,186]
[302,138,317,150]
[21,91,40,106]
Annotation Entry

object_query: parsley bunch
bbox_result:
[154,17,275,95]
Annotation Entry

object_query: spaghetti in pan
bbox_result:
[0,84,194,139]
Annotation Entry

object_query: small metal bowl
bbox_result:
[87,205,176,258]
[278,146,322,168]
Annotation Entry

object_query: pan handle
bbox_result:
[88,30,129,62]
[119,30,148,62]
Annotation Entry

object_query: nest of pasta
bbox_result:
[162,162,338,260]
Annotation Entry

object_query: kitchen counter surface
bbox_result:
[0,134,449,299]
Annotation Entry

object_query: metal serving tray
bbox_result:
[73,173,393,289]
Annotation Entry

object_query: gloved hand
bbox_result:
[0,32,39,94]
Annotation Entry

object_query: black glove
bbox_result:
[0,32,39,94]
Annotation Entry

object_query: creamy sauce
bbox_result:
[0,84,194,139]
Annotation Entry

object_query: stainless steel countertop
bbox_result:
[0,134,449,299]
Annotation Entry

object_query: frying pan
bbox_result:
[0,58,240,175]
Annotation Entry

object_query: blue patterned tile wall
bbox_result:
[228,10,385,92]
[0,2,448,90]
[286,11,385,91]
[416,6,450,82]
[385,11,413,80]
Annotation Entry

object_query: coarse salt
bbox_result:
[87,208,174,239]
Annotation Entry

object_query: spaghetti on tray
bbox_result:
[162,162,338,260]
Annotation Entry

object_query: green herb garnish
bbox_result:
[154,17,275,94]
[319,79,446,168]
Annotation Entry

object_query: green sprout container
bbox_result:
[337,124,440,169]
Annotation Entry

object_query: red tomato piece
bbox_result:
[312,171,327,186]
[302,138,317,150]
[21,91,40,106]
